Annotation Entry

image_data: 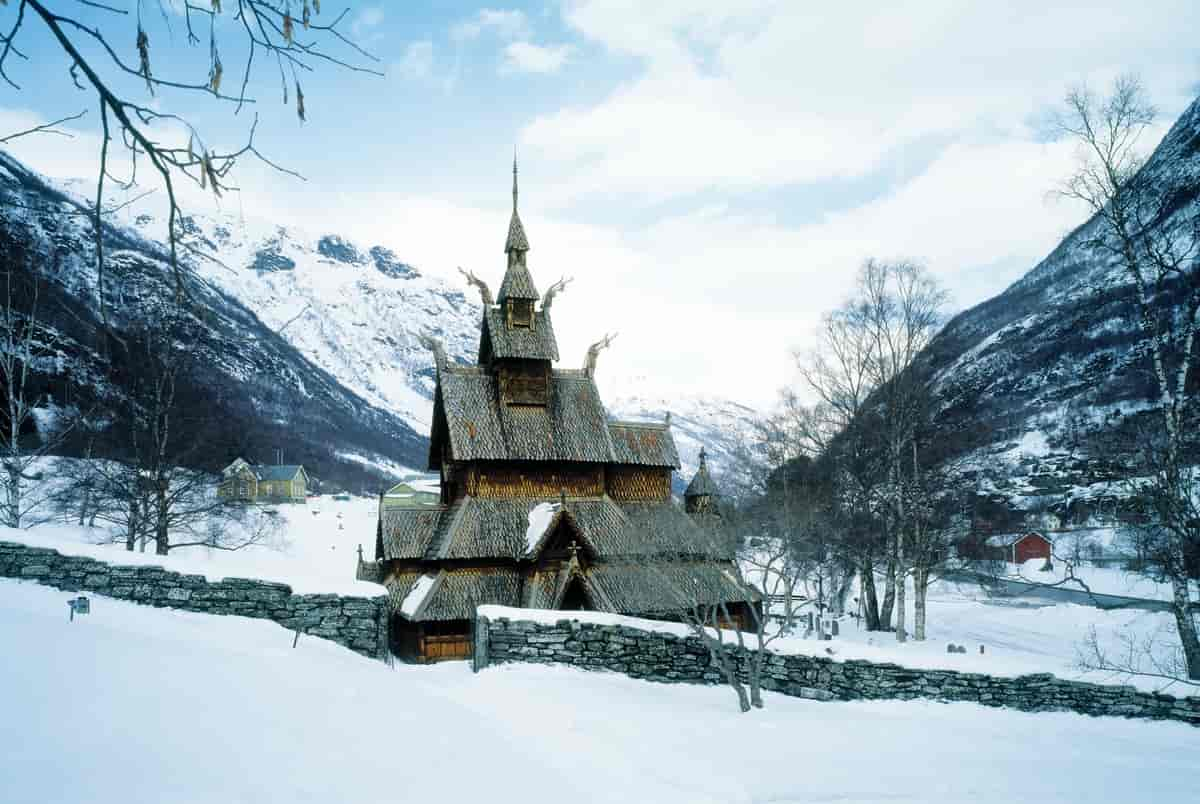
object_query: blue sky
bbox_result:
[2,2,1200,407]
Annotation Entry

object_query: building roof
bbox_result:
[385,559,755,623]
[379,495,732,563]
[480,307,559,361]
[434,367,618,465]
[608,422,681,468]
[685,448,718,497]
[496,259,539,302]
[255,465,305,482]
[984,531,1052,548]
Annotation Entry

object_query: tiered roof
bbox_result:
[372,161,754,626]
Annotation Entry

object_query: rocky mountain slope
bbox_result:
[0,153,445,490]
[919,94,1200,524]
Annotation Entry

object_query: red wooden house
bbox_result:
[984,532,1053,565]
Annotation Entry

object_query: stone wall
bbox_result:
[474,610,1200,727]
[0,541,388,659]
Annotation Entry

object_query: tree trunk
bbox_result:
[861,563,881,631]
[4,466,20,529]
[895,557,907,643]
[154,484,169,555]
[749,649,765,709]
[880,555,897,630]
[125,497,139,551]
[913,567,929,642]
[1168,565,1200,680]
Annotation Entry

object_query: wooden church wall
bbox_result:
[606,466,671,501]
[467,463,605,499]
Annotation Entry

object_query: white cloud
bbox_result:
[351,6,386,41]
[396,40,434,80]
[451,8,530,42]
[527,1,1200,205]
[502,42,571,74]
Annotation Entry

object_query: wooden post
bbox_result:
[472,614,490,673]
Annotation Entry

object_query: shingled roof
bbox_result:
[379,495,732,563]
[496,258,538,301]
[685,449,718,497]
[255,465,305,482]
[480,307,559,361]
[608,422,680,468]
[433,367,617,465]
[385,560,755,623]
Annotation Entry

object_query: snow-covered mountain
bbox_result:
[917,93,1200,523]
[127,211,480,436]
[0,151,757,489]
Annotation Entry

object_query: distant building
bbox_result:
[983,532,1053,565]
[218,458,309,504]
[381,482,440,510]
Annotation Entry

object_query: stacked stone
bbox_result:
[476,614,1200,726]
[0,541,387,659]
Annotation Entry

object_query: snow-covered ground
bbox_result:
[3,496,384,596]
[2,578,1196,804]
[6,504,1198,694]
[1008,557,1199,602]
[765,580,1195,695]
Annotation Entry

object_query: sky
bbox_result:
[1,1,1199,409]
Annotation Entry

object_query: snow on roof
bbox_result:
[524,502,561,556]
[400,574,438,618]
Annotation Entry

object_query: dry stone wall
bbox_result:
[475,611,1200,727]
[0,541,387,659]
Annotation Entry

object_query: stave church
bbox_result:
[357,162,757,662]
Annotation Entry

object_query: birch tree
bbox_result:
[1053,75,1200,678]
[0,270,73,528]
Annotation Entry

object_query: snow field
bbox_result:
[2,578,1197,804]
[4,496,384,596]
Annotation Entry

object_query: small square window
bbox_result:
[509,299,533,329]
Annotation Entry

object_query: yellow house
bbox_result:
[218,459,308,503]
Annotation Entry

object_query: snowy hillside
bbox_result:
[4,576,1197,804]
[129,210,480,435]
[0,153,430,490]
[915,93,1200,519]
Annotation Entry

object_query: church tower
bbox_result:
[476,158,560,406]
[685,448,720,516]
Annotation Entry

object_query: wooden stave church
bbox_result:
[358,162,757,662]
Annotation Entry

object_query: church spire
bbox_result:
[685,447,720,516]
[504,153,531,255]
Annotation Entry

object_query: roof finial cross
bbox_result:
[699,446,708,467]
[567,540,580,560]
[512,147,519,213]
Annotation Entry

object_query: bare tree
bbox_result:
[81,304,274,553]
[792,259,947,638]
[1077,622,1200,694]
[793,301,889,630]
[0,270,75,527]
[0,1,380,315]
[1053,74,1200,678]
